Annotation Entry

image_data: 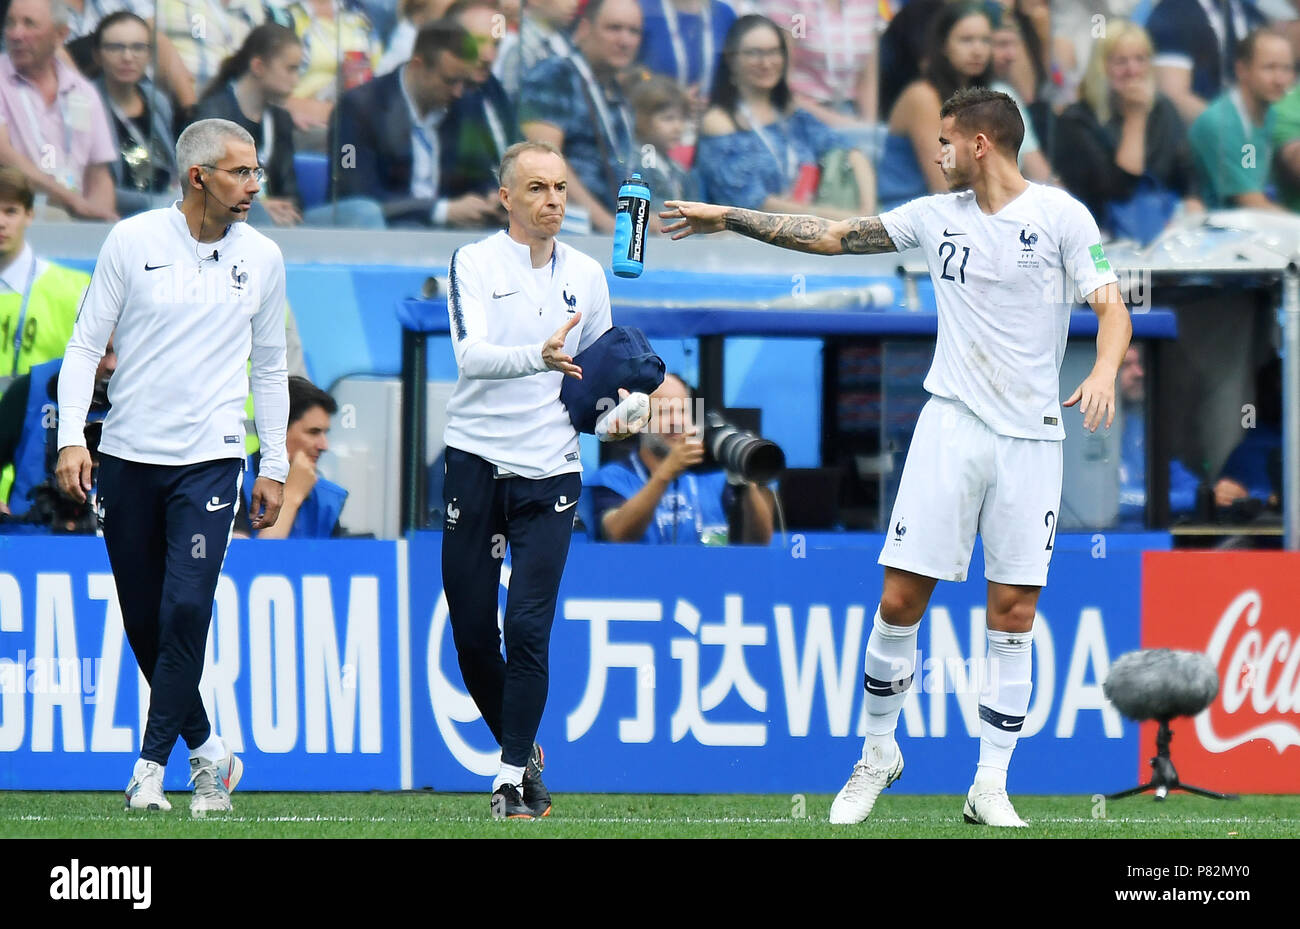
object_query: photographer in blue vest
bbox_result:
[0,340,114,528]
[237,375,348,538]
[589,373,774,544]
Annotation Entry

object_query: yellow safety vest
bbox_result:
[0,261,91,502]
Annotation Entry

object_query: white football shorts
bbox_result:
[878,395,1063,587]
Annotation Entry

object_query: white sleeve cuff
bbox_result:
[433,198,450,226]
[258,460,289,483]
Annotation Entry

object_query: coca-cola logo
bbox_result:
[1195,589,1300,754]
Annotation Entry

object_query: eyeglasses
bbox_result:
[736,47,784,62]
[202,164,266,183]
[101,42,151,57]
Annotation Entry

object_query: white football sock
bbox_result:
[190,732,227,765]
[493,764,526,792]
[977,628,1034,788]
[861,608,919,765]
[134,757,162,776]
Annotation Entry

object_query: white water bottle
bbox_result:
[596,391,652,442]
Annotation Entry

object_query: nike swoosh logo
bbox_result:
[206,500,232,512]
[942,229,965,237]
[144,262,172,271]
[492,290,518,299]
[554,498,578,512]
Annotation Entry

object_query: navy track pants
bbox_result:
[98,453,242,764]
[440,447,580,768]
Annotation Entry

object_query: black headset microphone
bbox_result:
[197,175,244,215]
[195,173,241,262]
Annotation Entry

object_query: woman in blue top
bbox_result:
[695,14,875,217]
[880,2,1051,211]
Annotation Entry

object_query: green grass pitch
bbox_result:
[2,792,1298,838]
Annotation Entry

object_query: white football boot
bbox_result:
[829,741,904,824]
[124,759,171,812]
[189,752,243,815]
[963,785,1028,827]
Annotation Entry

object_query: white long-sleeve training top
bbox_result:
[58,204,290,481]
[444,230,612,479]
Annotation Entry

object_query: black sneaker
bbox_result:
[522,743,551,817]
[491,783,534,820]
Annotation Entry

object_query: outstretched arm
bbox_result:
[660,200,897,256]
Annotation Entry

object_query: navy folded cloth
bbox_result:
[560,326,665,433]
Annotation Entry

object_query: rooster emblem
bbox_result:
[1019,229,1038,250]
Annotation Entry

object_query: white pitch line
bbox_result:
[7,814,1300,826]
[8,815,803,825]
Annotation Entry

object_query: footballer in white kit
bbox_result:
[662,87,1131,827]
[877,174,1116,587]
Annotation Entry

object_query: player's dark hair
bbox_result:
[923,2,995,103]
[940,86,1025,157]
[412,18,478,65]
[92,10,150,49]
[288,376,338,426]
[710,15,792,118]
[200,23,301,102]
[0,165,35,210]
[1236,26,1288,65]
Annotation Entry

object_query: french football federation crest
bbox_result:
[1017,228,1041,269]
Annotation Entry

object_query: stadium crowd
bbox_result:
[0,0,1295,533]
[2,0,1300,236]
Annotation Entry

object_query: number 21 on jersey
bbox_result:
[938,241,970,284]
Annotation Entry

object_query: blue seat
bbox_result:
[294,152,331,210]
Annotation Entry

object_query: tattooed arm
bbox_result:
[660,201,897,256]
[725,209,898,255]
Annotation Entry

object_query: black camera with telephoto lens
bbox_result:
[703,411,785,484]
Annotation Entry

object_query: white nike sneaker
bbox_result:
[963,785,1028,827]
[829,742,904,824]
[124,759,171,812]
[189,752,243,815]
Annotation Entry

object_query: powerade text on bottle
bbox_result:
[612,173,651,278]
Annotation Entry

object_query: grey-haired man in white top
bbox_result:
[56,118,289,816]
